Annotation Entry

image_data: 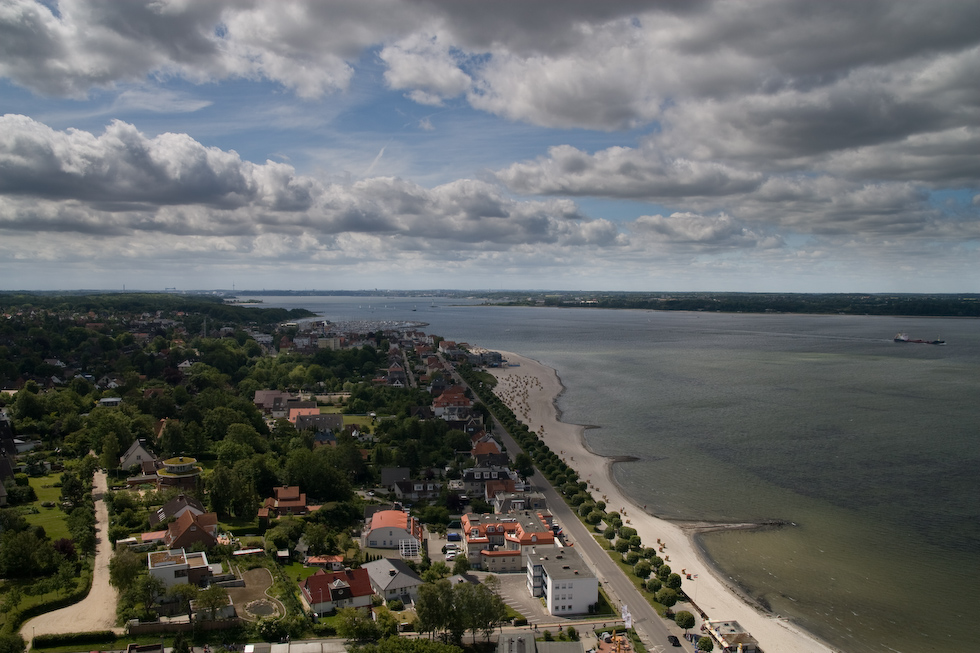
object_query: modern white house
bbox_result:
[147,549,217,589]
[525,545,598,616]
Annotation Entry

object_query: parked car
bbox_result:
[447,532,462,541]
[667,635,681,647]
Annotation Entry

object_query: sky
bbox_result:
[1,0,978,293]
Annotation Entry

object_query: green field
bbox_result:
[24,475,70,541]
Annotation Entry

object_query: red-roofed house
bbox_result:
[299,568,374,616]
[264,486,311,517]
[363,510,424,550]
[304,554,345,571]
[164,511,218,550]
[287,402,320,424]
[432,386,472,419]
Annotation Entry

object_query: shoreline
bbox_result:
[487,350,835,653]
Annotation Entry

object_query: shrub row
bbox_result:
[32,630,117,648]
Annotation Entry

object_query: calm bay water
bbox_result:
[246,296,980,653]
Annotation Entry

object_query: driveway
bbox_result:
[22,470,123,641]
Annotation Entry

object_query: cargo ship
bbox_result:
[894,333,945,345]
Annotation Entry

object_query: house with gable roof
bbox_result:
[363,509,424,550]
[120,438,157,472]
[163,510,218,550]
[299,567,374,615]
[263,486,312,517]
[149,493,206,528]
[432,385,473,419]
[361,558,423,604]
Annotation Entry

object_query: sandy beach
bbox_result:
[488,351,833,653]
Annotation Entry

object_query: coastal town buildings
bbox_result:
[525,545,598,616]
[461,511,555,571]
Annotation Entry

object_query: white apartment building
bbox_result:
[525,545,598,616]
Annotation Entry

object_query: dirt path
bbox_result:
[22,470,123,641]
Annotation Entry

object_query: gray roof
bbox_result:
[361,558,423,593]
[526,546,595,582]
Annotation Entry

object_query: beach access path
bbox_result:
[484,351,833,653]
[22,470,123,641]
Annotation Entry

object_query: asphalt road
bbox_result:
[450,366,693,653]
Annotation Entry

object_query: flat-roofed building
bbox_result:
[702,620,759,652]
[525,545,597,616]
[147,548,214,589]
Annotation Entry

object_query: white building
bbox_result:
[147,549,216,589]
[525,545,598,616]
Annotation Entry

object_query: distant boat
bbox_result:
[412,305,417,311]
[894,333,945,345]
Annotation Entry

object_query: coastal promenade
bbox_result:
[479,352,834,653]
[447,362,685,650]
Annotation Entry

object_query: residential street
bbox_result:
[450,367,692,653]
[22,470,123,642]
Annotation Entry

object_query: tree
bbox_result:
[0,634,26,653]
[169,583,200,617]
[415,582,445,638]
[697,636,714,652]
[666,572,683,590]
[675,610,696,632]
[634,560,652,579]
[196,584,230,621]
[452,556,471,575]
[337,606,379,641]
[513,452,534,479]
[655,587,678,609]
[131,574,166,609]
[109,547,143,592]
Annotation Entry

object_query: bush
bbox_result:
[31,631,117,648]
[387,598,404,611]
[0,634,26,653]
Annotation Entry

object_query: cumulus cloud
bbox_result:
[0,115,620,251]
[379,33,472,105]
[496,144,764,199]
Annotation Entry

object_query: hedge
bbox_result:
[32,630,118,648]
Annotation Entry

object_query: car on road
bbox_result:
[667,635,681,647]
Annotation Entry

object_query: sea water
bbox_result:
[245,296,980,653]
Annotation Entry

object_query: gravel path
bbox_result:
[22,470,123,640]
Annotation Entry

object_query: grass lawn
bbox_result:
[281,561,323,584]
[24,475,70,540]
[219,516,261,537]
